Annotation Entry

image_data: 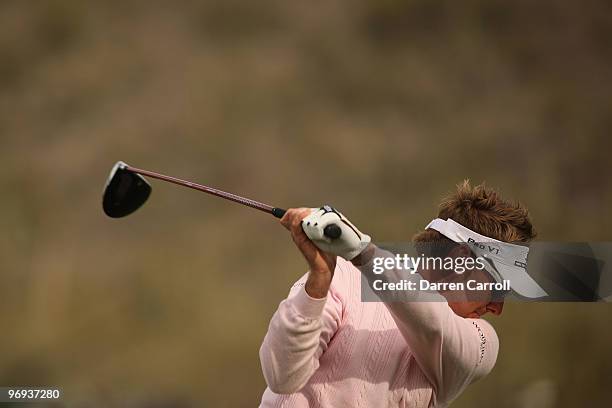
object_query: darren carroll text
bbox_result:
[372,279,511,292]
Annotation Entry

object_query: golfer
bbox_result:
[259,182,537,407]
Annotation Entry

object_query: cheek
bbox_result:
[449,301,488,317]
[449,302,470,315]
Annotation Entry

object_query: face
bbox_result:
[420,244,504,318]
[448,298,503,318]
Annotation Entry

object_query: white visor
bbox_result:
[425,218,547,298]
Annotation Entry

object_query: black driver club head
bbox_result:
[103,161,151,218]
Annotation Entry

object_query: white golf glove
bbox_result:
[301,205,371,261]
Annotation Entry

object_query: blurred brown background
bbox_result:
[1,0,611,407]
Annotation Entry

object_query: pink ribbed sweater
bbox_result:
[259,258,499,407]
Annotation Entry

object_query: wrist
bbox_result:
[351,243,376,266]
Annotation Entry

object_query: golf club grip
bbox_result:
[323,224,342,240]
[271,208,286,218]
[272,208,342,239]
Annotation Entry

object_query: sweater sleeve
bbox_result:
[356,248,499,406]
[386,301,499,406]
[259,271,344,394]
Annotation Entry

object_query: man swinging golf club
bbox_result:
[259,181,542,407]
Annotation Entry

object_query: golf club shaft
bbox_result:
[124,165,342,239]
[126,165,286,218]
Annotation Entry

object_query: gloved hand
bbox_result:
[301,205,371,261]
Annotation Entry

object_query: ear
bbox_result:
[448,243,472,258]
[486,301,504,316]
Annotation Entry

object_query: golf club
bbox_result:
[102,161,342,239]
